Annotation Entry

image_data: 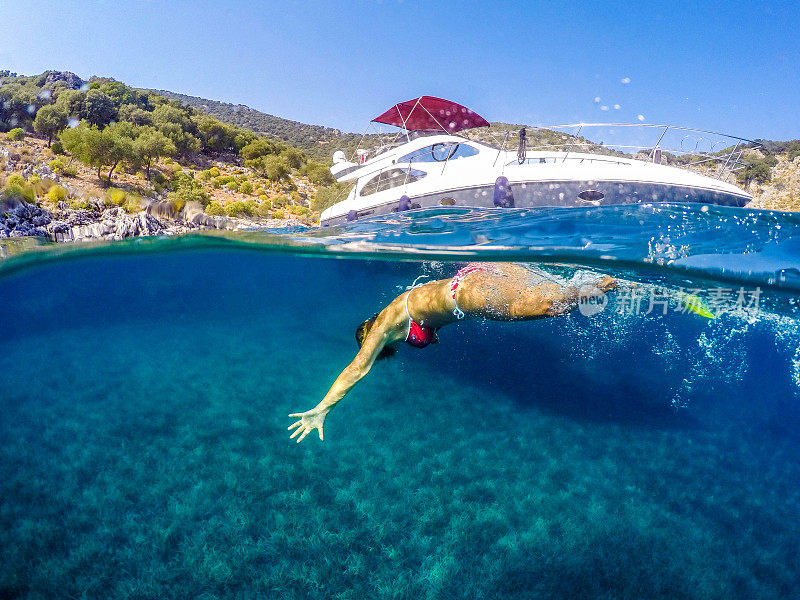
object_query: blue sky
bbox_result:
[1,0,798,140]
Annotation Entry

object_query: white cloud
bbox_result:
[613,104,621,110]
[621,77,631,84]
[637,114,645,121]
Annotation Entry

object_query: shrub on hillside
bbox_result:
[49,158,66,173]
[45,185,67,204]
[67,197,92,210]
[205,200,226,216]
[239,180,254,194]
[168,172,209,211]
[255,200,272,217]
[106,187,127,206]
[122,195,143,214]
[211,175,233,188]
[287,204,310,217]
[8,128,25,141]
[2,182,36,204]
[225,199,257,217]
[6,174,27,188]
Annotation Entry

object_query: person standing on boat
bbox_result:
[288,263,616,443]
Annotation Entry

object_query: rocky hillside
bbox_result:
[744,154,800,212]
[151,90,370,162]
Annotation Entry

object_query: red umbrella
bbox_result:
[372,96,489,133]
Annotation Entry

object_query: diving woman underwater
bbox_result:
[288,263,617,443]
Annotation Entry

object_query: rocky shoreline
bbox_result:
[0,197,310,246]
[0,134,313,250]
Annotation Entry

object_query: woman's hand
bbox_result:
[287,407,329,443]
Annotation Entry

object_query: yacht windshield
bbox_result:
[399,142,479,163]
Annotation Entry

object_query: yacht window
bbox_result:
[359,168,427,196]
[399,142,478,164]
[448,144,479,160]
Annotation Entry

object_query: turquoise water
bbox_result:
[2,205,800,599]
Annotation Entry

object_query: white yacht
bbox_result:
[320,96,753,227]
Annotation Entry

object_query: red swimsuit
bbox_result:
[406,319,437,348]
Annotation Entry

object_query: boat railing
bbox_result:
[482,123,762,182]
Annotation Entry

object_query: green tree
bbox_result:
[247,155,290,182]
[54,89,85,119]
[33,104,68,146]
[133,127,176,179]
[234,131,257,152]
[280,147,305,170]
[312,182,351,213]
[118,103,153,126]
[61,122,133,185]
[304,160,335,186]
[158,122,201,155]
[97,80,149,108]
[0,82,39,125]
[194,114,238,152]
[108,120,141,140]
[787,141,800,161]
[240,138,282,161]
[152,104,191,130]
[737,154,778,186]
[82,89,117,127]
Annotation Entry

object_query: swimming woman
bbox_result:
[288,263,616,443]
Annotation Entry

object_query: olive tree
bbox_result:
[33,104,68,145]
[61,122,133,185]
[133,127,176,179]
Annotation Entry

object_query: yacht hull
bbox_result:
[320,179,750,226]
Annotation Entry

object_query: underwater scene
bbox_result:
[2,204,800,599]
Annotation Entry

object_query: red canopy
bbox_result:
[372,96,489,133]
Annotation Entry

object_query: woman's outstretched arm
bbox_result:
[288,310,402,443]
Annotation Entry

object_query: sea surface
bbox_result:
[2,204,800,599]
